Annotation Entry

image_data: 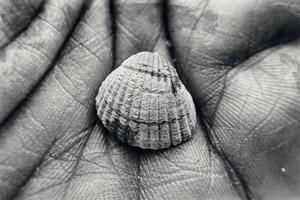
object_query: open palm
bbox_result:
[0,0,300,199]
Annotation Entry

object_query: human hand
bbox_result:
[0,0,299,199]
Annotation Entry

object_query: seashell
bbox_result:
[95,52,197,150]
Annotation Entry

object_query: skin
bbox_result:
[0,0,299,199]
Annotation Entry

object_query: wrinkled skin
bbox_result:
[0,0,300,199]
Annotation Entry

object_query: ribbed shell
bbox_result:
[95,52,197,150]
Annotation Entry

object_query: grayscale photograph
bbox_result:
[0,0,299,199]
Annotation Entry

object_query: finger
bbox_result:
[211,42,300,199]
[56,1,170,199]
[114,0,164,66]
[114,1,241,199]
[51,123,140,200]
[0,0,85,124]
[168,0,300,199]
[168,0,300,115]
[138,117,241,200]
[63,122,241,199]
[0,0,44,47]
[0,0,112,198]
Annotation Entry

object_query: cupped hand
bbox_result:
[0,0,299,199]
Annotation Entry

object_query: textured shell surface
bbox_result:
[95,51,197,150]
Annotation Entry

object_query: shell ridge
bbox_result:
[147,66,160,149]
[96,69,123,120]
[169,94,182,145]
[121,65,140,142]
[95,71,115,111]
[159,74,171,148]
[165,70,174,147]
[105,85,126,134]
[167,102,173,148]
[112,68,134,141]
[146,91,152,148]
[185,92,197,139]
[128,63,149,147]
[170,76,187,145]
[179,92,193,141]
[106,68,129,113]
[100,68,128,134]
[99,69,123,106]
[146,67,153,148]
[153,52,158,70]
[156,74,161,148]
[137,63,154,148]
[167,63,180,96]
